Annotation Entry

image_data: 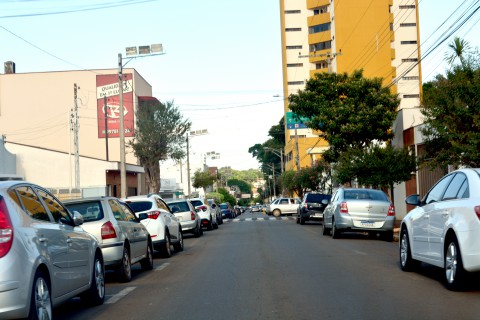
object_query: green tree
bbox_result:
[248,117,285,171]
[288,70,398,161]
[421,63,480,169]
[445,37,471,67]
[192,169,216,190]
[129,99,191,193]
[218,188,236,206]
[227,179,252,194]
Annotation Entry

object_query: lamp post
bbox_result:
[264,147,284,174]
[117,44,164,198]
[186,129,208,198]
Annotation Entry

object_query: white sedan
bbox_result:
[399,168,480,290]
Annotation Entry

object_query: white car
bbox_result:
[267,197,301,217]
[0,181,105,319]
[123,194,183,258]
[400,168,480,290]
[190,198,218,230]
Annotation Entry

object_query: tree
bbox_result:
[248,117,285,171]
[129,99,191,193]
[445,37,471,67]
[288,70,398,161]
[421,63,480,169]
[226,179,252,194]
[192,169,216,190]
[218,188,236,206]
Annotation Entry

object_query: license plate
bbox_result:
[360,220,374,227]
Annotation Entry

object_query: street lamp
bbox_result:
[118,43,165,198]
[264,147,284,174]
[186,129,208,198]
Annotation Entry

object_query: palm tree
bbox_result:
[445,37,471,67]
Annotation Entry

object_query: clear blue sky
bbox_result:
[1,0,479,170]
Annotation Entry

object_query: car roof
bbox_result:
[63,196,117,203]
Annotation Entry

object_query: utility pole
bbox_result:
[118,53,127,199]
[298,51,342,74]
[104,96,109,161]
[271,163,276,198]
[73,83,80,190]
[295,127,300,170]
[186,134,191,198]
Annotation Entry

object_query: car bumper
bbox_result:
[100,241,124,267]
[457,228,480,272]
[180,220,197,232]
[300,210,324,220]
[335,214,395,232]
[0,252,30,318]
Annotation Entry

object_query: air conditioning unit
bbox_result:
[4,61,15,74]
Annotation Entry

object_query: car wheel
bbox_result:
[207,219,214,230]
[28,270,52,320]
[273,209,281,217]
[445,236,466,291]
[194,224,202,238]
[299,216,305,225]
[213,216,219,229]
[331,219,342,239]
[81,252,105,306]
[140,242,154,270]
[173,231,184,252]
[322,221,330,236]
[296,215,299,224]
[161,233,172,258]
[118,246,132,282]
[399,228,420,271]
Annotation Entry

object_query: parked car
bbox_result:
[190,198,218,230]
[234,205,242,216]
[166,199,203,237]
[0,181,105,319]
[399,168,480,291]
[123,194,183,258]
[267,197,301,217]
[250,205,260,212]
[220,202,235,219]
[322,188,395,241]
[207,198,223,225]
[297,192,332,224]
[64,196,154,282]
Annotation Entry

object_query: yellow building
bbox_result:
[279,0,423,217]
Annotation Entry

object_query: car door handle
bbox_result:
[39,237,48,243]
[67,238,72,244]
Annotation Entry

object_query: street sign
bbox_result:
[286,111,309,129]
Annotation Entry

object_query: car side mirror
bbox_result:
[405,194,421,206]
[72,211,84,226]
[138,213,149,221]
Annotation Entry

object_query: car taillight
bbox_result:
[387,204,395,216]
[190,211,196,221]
[475,206,480,220]
[197,205,207,212]
[340,202,349,214]
[0,197,14,258]
[101,221,117,240]
[303,202,308,209]
[148,211,161,219]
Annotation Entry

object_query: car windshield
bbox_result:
[190,200,203,207]
[344,190,388,201]
[125,201,153,212]
[168,201,190,212]
[65,201,104,222]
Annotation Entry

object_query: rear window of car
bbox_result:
[306,194,331,203]
[219,204,228,209]
[168,201,190,212]
[125,201,153,212]
[344,190,388,201]
[190,200,203,207]
[65,201,104,222]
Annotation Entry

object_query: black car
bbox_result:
[296,192,332,225]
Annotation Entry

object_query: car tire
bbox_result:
[173,231,184,252]
[444,236,466,291]
[161,233,172,258]
[399,228,420,272]
[81,251,105,306]
[213,217,219,229]
[140,242,154,270]
[273,209,281,217]
[194,224,202,238]
[299,216,305,225]
[118,246,132,282]
[28,270,52,320]
[322,222,330,236]
[207,219,214,230]
[331,219,342,239]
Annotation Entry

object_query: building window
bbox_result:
[288,81,305,86]
[285,10,301,14]
[399,5,416,9]
[286,28,302,32]
[315,62,328,69]
[309,22,331,34]
[313,6,329,15]
[400,23,416,27]
[286,45,303,50]
[287,63,304,67]
[403,94,420,98]
[310,41,331,52]
[401,40,417,45]
[402,58,418,62]
[402,76,419,80]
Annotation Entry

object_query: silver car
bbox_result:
[0,181,105,319]
[322,187,395,241]
[267,197,301,217]
[64,197,154,282]
[167,199,203,237]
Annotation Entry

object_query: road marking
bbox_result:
[155,262,170,271]
[106,287,136,304]
[354,250,367,255]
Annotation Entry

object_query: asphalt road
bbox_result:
[54,211,480,320]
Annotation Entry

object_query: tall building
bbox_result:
[279,0,423,217]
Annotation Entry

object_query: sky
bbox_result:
[1,0,479,171]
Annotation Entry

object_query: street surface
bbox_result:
[54,210,480,320]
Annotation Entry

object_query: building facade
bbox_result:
[0,66,155,198]
[279,0,423,218]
